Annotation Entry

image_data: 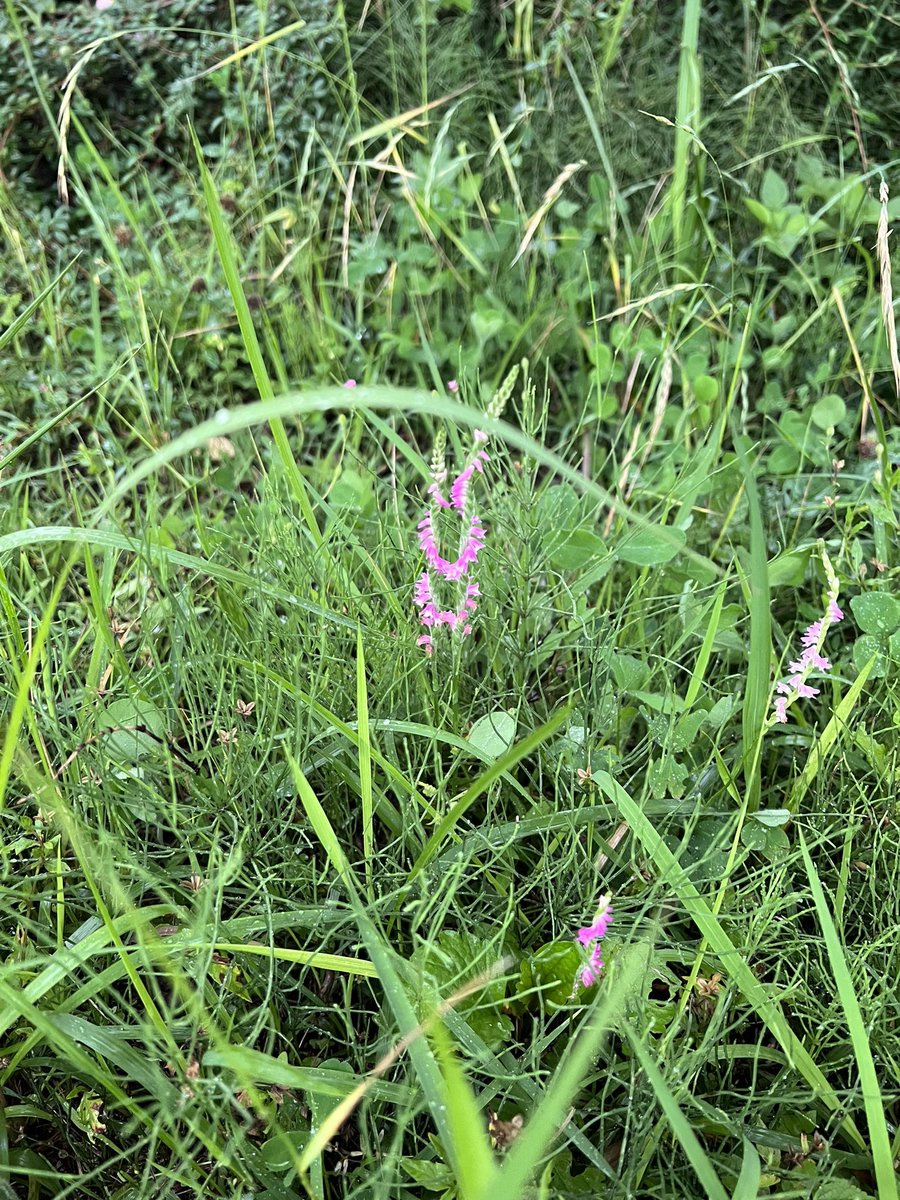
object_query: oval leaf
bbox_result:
[617,527,686,566]
[850,593,900,636]
[467,710,517,760]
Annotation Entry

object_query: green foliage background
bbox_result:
[0,2,898,1198]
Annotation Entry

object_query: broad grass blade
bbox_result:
[799,832,898,1200]
[624,1024,729,1200]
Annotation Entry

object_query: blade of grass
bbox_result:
[197,18,308,75]
[671,0,702,274]
[798,831,897,1199]
[287,756,455,1161]
[189,125,322,548]
[356,625,375,899]
[200,1045,411,1104]
[432,1021,499,1200]
[0,258,76,353]
[732,1137,763,1200]
[623,1024,729,1200]
[485,940,653,1200]
[734,434,770,813]
[170,940,378,978]
[406,705,572,880]
[0,526,355,629]
[683,575,728,710]
[0,551,77,813]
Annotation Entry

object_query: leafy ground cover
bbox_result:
[1,1,899,1197]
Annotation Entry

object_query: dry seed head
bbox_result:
[430,428,447,483]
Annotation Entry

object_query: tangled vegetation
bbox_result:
[0,2,898,1197]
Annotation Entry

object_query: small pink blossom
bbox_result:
[575,895,612,992]
[771,584,844,726]
[449,451,489,511]
[95,0,114,8]
[581,944,604,988]
[343,379,357,388]
[447,380,459,393]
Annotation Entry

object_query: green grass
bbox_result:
[0,1,899,1198]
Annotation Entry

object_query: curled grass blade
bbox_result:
[82,390,719,577]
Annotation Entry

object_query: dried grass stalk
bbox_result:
[877,180,900,400]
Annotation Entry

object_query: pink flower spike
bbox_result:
[447,379,459,393]
[577,937,607,989]
[578,910,612,944]
[801,621,823,647]
[772,574,843,726]
[580,946,604,988]
[805,651,831,671]
[427,482,452,509]
[343,379,357,388]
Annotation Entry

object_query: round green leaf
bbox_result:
[259,1129,309,1171]
[850,592,900,635]
[691,375,719,405]
[550,528,606,571]
[853,635,888,679]
[520,940,584,1008]
[811,393,846,430]
[616,527,686,566]
[588,341,613,381]
[467,710,517,759]
[750,808,791,828]
[767,444,800,475]
[741,822,769,852]
[98,698,167,762]
[610,652,649,692]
